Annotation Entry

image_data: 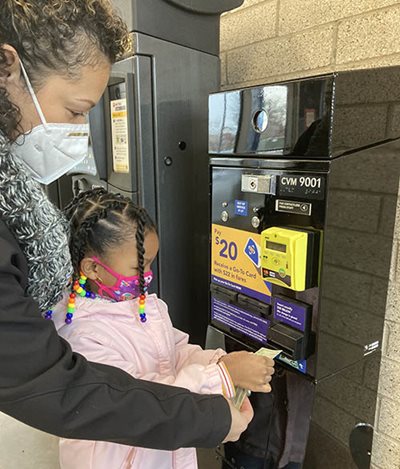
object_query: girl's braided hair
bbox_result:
[63,188,157,297]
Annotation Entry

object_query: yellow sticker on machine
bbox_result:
[211,224,272,303]
[110,98,130,174]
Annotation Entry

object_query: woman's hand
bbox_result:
[220,351,275,392]
[222,397,254,442]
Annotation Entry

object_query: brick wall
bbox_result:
[220,2,400,468]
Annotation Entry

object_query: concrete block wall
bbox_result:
[221,1,400,89]
[220,2,400,468]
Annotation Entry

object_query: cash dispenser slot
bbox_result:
[210,285,271,317]
[210,284,238,303]
[210,284,272,347]
[269,295,313,361]
[268,323,306,360]
[237,294,271,318]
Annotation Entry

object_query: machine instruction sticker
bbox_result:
[273,296,309,332]
[211,297,270,345]
[212,224,272,303]
[276,199,312,216]
[111,98,130,174]
[234,200,249,216]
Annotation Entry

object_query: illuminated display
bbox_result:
[266,241,287,253]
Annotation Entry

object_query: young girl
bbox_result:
[50,188,274,469]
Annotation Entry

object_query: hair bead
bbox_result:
[63,272,91,324]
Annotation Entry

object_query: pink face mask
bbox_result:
[92,256,153,302]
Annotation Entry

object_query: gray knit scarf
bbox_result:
[0,132,72,312]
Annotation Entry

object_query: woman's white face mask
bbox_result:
[12,61,89,185]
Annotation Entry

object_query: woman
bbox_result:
[0,0,265,451]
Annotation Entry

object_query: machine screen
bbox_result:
[266,241,286,252]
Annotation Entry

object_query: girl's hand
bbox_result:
[220,351,275,392]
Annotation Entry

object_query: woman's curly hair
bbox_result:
[0,0,130,139]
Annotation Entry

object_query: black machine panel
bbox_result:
[112,0,244,55]
[209,67,400,158]
[208,67,400,468]
[210,164,326,374]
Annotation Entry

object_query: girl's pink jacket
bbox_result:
[53,293,226,469]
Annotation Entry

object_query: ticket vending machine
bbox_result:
[48,0,243,343]
[208,68,400,468]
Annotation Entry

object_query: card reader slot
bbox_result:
[305,230,320,288]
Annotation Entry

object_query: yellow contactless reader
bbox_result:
[261,227,319,291]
